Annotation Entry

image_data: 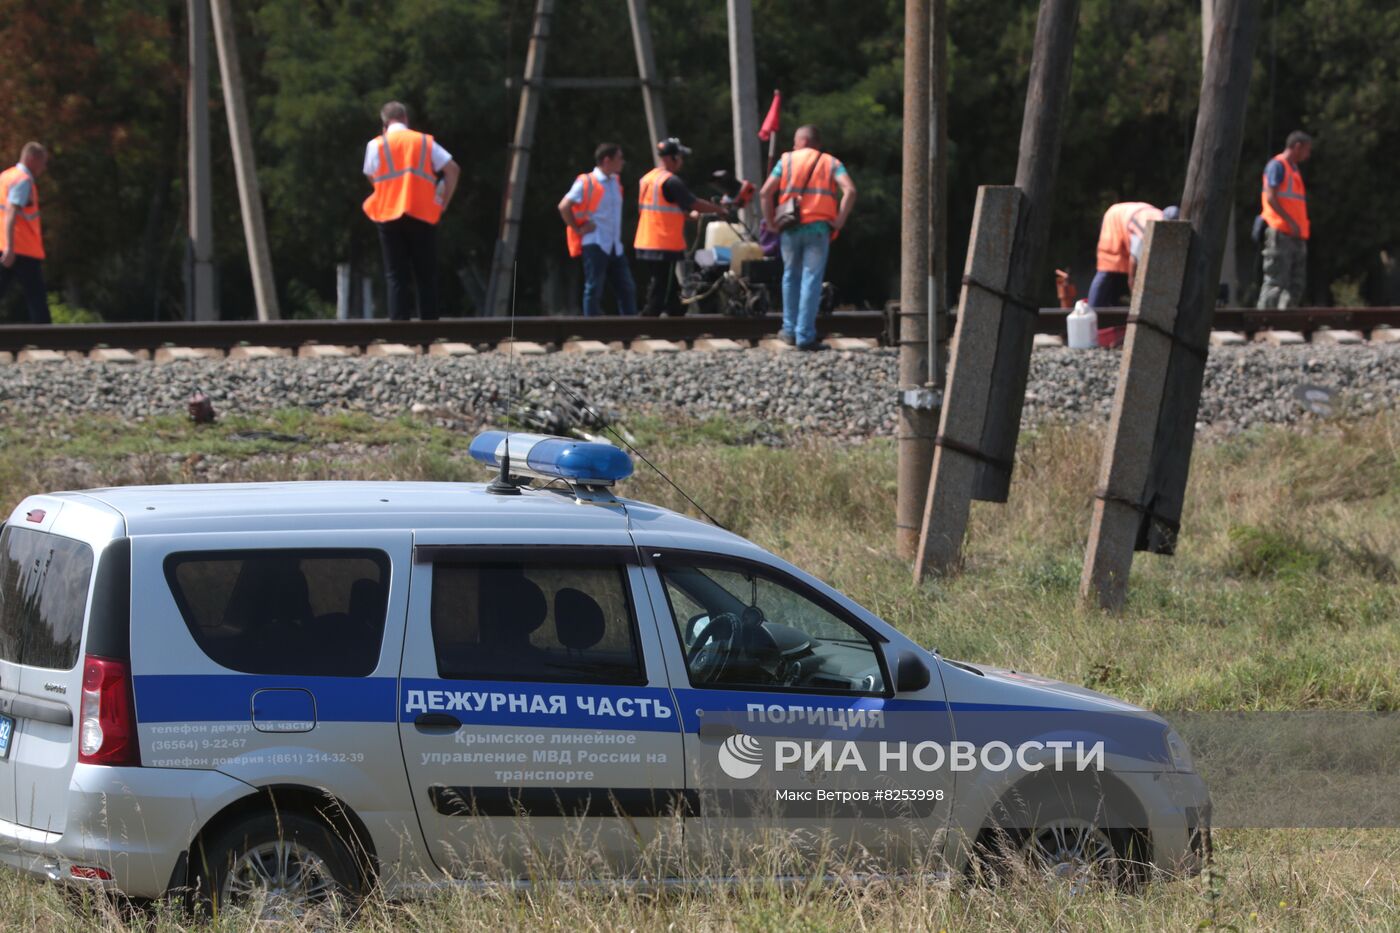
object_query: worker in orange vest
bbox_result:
[760,125,857,350]
[1257,130,1312,309]
[0,142,51,324]
[362,101,460,320]
[557,142,635,316]
[1087,201,1179,309]
[635,138,726,317]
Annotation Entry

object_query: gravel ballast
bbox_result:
[0,346,1396,439]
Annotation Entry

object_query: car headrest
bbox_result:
[348,577,385,627]
[554,587,607,651]
[479,571,548,645]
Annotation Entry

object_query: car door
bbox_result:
[398,543,686,879]
[638,549,954,873]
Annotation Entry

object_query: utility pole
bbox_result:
[627,0,669,163]
[485,0,553,317]
[1081,0,1260,609]
[929,0,950,458]
[1203,0,1241,305]
[186,0,216,322]
[727,0,764,220]
[897,0,934,558]
[209,0,279,321]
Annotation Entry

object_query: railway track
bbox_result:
[0,307,1396,357]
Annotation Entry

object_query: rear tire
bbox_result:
[192,812,361,919]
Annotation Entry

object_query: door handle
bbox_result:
[698,722,740,743]
[414,712,462,732]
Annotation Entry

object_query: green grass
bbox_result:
[0,409,1397,929]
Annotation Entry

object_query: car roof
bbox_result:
[51,481,743,543]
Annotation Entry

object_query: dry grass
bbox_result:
[0,408,1396,929]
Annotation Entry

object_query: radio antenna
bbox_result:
[487,262,522,496]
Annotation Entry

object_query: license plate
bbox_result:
[0,714,13,760]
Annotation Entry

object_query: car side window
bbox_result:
[656,557,886,695]
[430,560,645,686]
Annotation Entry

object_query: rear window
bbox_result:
[164,549,390,677]
[431,560,644,685]
[0,525,95,671]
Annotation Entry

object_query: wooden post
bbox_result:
[485,0,554,318]
[727,0,764,219]
[897,0,934,559]
[915,187,1021,579]
[1080,0,1259,608]
[914,0,1078,576]
[186,0,216,322]
[209,0,279,321]
[1203,0,1241,304]
[627,0,669,164]
[1080,221,1192,608]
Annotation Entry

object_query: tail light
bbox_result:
[78,656,140,766]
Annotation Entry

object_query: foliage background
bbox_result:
[0,0,1396,321]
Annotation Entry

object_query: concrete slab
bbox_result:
[496,339,547,355]
[1309,328,1363,346]
[365,343,419,358]
[823,337,879,351]
[1369,326,1400,345]
[155,346,225,363]
[1209,331,1247,347]
[17,349,68,364]
[692,337,745,352]
[757,338,796,352]
[427,342,477,357]
[1256,330,1306,346]
[88,347,140,364]
[1032,334,1066,349]
[228,345,293,360]
[629,339,683,353]
[562,339,612,354]
[297,344,354,359]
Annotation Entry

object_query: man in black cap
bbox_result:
[634,137,726,316]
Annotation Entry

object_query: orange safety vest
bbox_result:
[0,166,44,259]
[362,129,443,226]
[777,149,839,225]
[565,171,609,258]
[1095,202,1161,274]
[1260,152,1309,240]
[634,167,686,252]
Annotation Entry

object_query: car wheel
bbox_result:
[975,784,1137,891]
[194,812,361,919]
[1020,816,1122,893]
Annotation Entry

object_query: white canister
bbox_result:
[1066,299,1098,349]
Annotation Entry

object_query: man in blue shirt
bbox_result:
[557,143,636,316]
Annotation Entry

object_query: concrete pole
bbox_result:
[896,0,934,559]
[187,0,216,322]
[1203,0,1241,305]
[485,0,554,317]
[627,0,669,164]
[929,0,950,407]
[727,0,764,223]
[209,0,280,321]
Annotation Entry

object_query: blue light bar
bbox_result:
[468,431,633,486]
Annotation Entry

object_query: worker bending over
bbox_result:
[635,138,726,317]
[1088,201,1178,309]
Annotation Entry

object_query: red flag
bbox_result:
[758,90,781,142]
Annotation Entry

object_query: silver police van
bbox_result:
[0,431,1208,911]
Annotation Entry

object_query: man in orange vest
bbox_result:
[557,142,635,316]
[1257,130,1312,309]
[0,142,51,324]
[363,101,460,320]
[760,125,857,350]
[1087,201,1179,309]
[635,138,726,317]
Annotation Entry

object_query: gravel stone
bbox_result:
[0,345,1397,441]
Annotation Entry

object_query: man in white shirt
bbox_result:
[556,143,636,316]
[362,101,459,320]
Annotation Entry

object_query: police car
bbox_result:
[0,431,1208,911]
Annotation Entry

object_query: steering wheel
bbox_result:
[688,611,741,684]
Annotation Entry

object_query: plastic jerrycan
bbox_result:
[1066,300,1098,349]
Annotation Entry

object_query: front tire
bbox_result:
[193,812,361,919]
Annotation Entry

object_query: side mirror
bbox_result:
[895,652,932,693]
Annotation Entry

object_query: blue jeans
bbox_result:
[780,226,830,346]
[1087,270,1129,309]
[581,244,637,316]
